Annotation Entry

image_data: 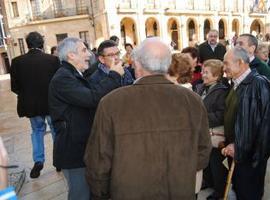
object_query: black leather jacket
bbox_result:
[234,70,270,165]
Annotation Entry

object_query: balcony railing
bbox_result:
[249,6,269,14]
[30,6,89,21]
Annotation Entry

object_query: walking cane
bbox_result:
[223,160,235,200]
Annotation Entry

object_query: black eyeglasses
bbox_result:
[102,51,121,58]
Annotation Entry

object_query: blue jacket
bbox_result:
[89,63,134,86]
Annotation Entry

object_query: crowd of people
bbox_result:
[0,29,270,200]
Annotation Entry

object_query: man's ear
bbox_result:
[98,56,105,64]
[67,52,75,61]
[250,45,256,54]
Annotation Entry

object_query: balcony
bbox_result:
[117,1,138,13]
[144,1,161,14]
[249,3,269,14]
[30,6,89,21]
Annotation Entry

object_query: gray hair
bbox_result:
[131,37,171,73]
[208,29,219,35]
[232,47,250,64]
[257,42,269,53]
[57,37,83,62]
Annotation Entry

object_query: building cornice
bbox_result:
[9,15,89,29]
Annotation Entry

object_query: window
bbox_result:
[18,38,25,55]
[56,33,67,43]
[0,19,4,46]
[76,0,88,14]
[79,31,89,46]
[30,0,40,17]
[11,2,19,17]
[53,0,63,17]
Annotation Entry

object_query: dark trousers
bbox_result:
[203,148,227,197]
[233,160,267,200]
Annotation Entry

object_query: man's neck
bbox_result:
[29,47,43,52]
[249,55,255,62]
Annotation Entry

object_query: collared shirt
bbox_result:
[76,69,83,77]
[98,63,110,75]
[208,42,217,52]
[233,68,251,90]
[249,55,255,63]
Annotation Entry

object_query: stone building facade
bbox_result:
[2,0,270,61]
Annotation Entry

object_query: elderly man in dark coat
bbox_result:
[10,31,60,178]
[84,37,211,200]
[198,29,226,63]
[49,37,124,200]
[223,47,270,200]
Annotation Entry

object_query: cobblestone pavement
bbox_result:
[0,74,269,200]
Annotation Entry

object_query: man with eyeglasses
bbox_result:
[198,29,226,64]
[49,37,124,200]
[89,40,134,86]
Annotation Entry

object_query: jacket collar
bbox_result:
[27,48,43,54]
[239,69,258,86]
[61,61,85,80]
[249,57,260,69]
[134,74,173,85]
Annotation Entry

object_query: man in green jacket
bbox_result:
[236,33,270,80]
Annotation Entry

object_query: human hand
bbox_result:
[110,58,124,76]
[221,143,235,158]
[0,137,8,189]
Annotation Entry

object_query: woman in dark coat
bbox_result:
[195,59,230,200]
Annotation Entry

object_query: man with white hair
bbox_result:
[84,37,211,200]
[223,47,270,200]
[49,37,124,200]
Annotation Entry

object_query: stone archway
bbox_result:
[168,18,180,50]
[187,18,198,47]
[218,19,226,39]
[120,17,138,46]
[203,19,212,40]
[145,17,160,37]
[232,19,240,36]
[250,19,264,38]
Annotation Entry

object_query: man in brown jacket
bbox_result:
[84,37,211,200]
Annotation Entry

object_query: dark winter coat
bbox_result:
[10,49,60,117]
[196,81,229,128]
[227,70,270,165]
[198,41,226,63]
[250,56,270,80]
[49,61,122,169]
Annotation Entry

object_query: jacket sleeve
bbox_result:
[207,89,228,127]
[197,102,212,170]
[10,59,19,94]
[50,71,121,109]
[252,78,270,164]
[84,102,113,200]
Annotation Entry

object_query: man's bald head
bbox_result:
[132,37,172,74]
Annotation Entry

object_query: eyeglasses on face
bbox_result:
[102,51,121,57]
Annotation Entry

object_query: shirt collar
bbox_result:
[98,63,110,74]
[76,69,83,76]
[233,68,251,90]
[249,55,255,63]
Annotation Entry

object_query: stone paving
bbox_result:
[0,74,269,200]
